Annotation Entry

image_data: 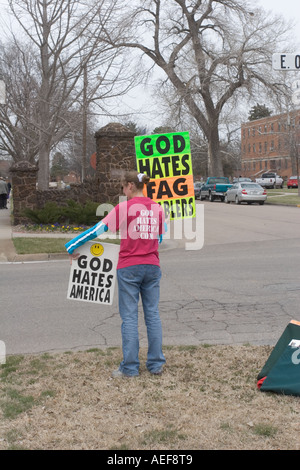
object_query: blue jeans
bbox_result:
[117,264,166,376]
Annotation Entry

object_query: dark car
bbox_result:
[194,181,204,199]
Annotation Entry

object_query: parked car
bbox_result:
[287,176,299,189]
[199,177,232,201]
[225,182,267,205]
[255,172,283,189]
[194,181,204,199]
[232,177,252,183]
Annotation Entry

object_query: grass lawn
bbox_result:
[266,187,300,206]
[12,237,72,254]
[12,237,120,254]
[0,345,299,450]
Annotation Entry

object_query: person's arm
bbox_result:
[157,206,167,244]
[158,222,168,244]
[65,220,108,254]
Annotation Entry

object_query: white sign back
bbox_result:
[67,241,119,305]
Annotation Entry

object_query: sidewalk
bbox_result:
[0,206,18,262]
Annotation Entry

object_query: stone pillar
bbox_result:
[94,123,136,204]
[10,161,38,225]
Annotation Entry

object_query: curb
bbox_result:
[12,252,69,263]
[265,202,300,208]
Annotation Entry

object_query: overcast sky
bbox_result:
[257,0,300,43]
[0,0,299,130]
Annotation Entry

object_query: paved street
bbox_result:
[0,201,300,355]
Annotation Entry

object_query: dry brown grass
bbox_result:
[0,345,299,450]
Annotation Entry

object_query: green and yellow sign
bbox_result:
[135,132,195,220]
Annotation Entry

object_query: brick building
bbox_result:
[241,110,300,179]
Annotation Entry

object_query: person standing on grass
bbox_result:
[65,171,166,378]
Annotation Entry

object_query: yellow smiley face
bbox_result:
[90,243,104,257]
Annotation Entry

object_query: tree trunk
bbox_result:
[207,125,223,176]
[37,0,51,190]
[38,140,50,190]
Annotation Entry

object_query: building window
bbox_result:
[252,127,255,137]
[270,141,274,151]
[271,123,274,132]
[259,142,262,153]
[264,142,267,153]
[253,143,256,153]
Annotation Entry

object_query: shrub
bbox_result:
[23,200,102,226]
[23,202,62,225]
[61,200,100,225]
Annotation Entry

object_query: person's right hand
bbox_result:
[68,252,80,265]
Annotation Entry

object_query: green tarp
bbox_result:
[258,320,300,379]
[260,341,300,396]
[258,320,300,396]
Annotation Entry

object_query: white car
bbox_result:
[225,182,267,205]
[255,172,283,189]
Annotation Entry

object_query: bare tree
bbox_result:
[4,0,136,189]
[0,41,40,162]
[105,0,293,175]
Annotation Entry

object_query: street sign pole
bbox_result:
[273,54,300,196]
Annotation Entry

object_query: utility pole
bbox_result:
[0,79,5,105]
[273,56,300,197]
[82,63,88,182]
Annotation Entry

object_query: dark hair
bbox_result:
[121,171,150,190]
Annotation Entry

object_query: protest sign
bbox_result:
[67,241,119,305]
[135,132,195,220]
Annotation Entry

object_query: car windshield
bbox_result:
[194,182,202,187]
[210,178,229,184]
[241,183,262,189]
[234,178,251,182]
[290,176,298,180]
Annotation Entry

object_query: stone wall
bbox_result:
[95,123,136,204]
[10,123,137,225]
[10,161,38,225]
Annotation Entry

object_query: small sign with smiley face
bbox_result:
[67,241,119,305]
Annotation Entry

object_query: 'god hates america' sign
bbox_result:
[67,241,119,305]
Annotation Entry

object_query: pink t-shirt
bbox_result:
[102,197,165,269]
